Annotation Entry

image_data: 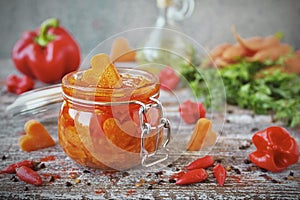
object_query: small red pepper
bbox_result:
[6,74,35,95]
[179,100,206,124]
[16,166,42,186]
[158,66,180,91]
[169,171,186,181]
[0,160,34,174]
[12,18,80,84]
[213,163,226,186]
[175,168,208,185]
[186,155,214,170]
[249,126,299,172]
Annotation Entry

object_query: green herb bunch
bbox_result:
[181,60,300,127]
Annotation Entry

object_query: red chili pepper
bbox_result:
[158,66,180,91]
[170,171,186,181]
[16,166,42,186]
[213,163,226,186]
[249,126,299,172]
[12,18,80,84]
[175,168,208,185]
[0,160,34,174]
[6,74,34,95]
[179,100,206,124]
[186,155,214,170]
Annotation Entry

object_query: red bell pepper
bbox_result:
[158,66,180,91]
[179,100,206,124]
[12,18,80,84]
[249,126,299,172]
[6,74,34,94]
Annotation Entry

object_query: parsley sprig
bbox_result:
[181,60,300,127]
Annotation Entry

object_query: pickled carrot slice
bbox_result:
[103,118,139,151]
[186,118,217,151]
[19,120,56,152]
[74,114,93,151]
[110,37,136,62]
[82,53,121,88]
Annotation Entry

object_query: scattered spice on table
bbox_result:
[39,155,56,162]
[83,169,91,174]
[94,188,106,195]
[238,140,252,150]
[65,181,73,187]
[259,174,282,184]
[135,179,146,187]
[1,155,8,160]
[126,189,136,196]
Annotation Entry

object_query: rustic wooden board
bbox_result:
[0,59,299,199]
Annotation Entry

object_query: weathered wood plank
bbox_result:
[0,59,299,199]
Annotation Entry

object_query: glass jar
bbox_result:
[136,0,196,71]
[58,68,170,171]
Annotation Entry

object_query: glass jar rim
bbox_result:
[61,67,160,104]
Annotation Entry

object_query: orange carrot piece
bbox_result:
[246,43,291,62]
[285,51,300,75]
[221,44,249,61]
[19,120,56,152]
[110,37,136,62]
[186,118,217,151]
[82,53,122,88]
[209,43,232,59]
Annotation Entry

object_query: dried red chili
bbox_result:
[179,100,206,124]
[169,171,185,181]
[213,163,226,186]
[249,126,299,172]
[176,168,208,185]
[6,74,34,95]
[16,166,42,186]
[186,155,214,170]
[0,160,35,174]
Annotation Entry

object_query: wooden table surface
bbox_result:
[0,59,299,199]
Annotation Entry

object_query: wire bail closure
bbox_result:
[136,96,171,167]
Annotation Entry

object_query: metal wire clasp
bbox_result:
[135,96,171,167]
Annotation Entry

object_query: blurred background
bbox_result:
[0,0,300,59]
